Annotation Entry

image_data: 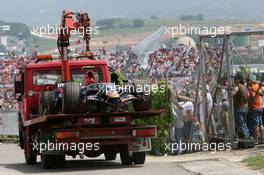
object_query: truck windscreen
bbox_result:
[32,68,102,85]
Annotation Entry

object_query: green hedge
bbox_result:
[134,81,171,154]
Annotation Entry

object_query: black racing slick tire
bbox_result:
[62,82,81,114]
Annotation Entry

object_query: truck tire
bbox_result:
[24,144,37,165]
[133,152,146,165]
[62,82,81,114]
[25,154,37,165]
[120,145,133,165]
[104,152,117,160]
[54,155,65,168]
[41,154,54,169]
[19,130,25,149]
[18,113,25,149]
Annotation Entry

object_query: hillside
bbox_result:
[0,20,31,39]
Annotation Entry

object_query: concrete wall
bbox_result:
[0,112,19,136]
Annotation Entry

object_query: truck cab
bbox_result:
[19,60,108,117]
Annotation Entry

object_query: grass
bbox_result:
[95,25,157,37]
[28,36,56,51]
[244,155,264,170]
[0,135,19,144]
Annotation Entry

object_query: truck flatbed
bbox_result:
[24,110,163,126]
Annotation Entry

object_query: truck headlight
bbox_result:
[84,118,96,124]
[114,117,126,123]
[28,90,34,96]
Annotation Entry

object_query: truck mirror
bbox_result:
[15,80,23,94]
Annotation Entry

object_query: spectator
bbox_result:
[174,90,194,141]
[232,74,251,148]
[247,74,264,142]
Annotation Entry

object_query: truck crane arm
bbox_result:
[57,10,92,81]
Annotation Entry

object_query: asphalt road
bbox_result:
[0,144,195,175]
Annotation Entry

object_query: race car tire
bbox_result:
[62,82,81,114]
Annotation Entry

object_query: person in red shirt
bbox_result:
[247,74,264,142]
[83,70,96,86]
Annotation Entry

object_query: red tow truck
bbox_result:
[15,10,162,169]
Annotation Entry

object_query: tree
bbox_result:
[133,19,144,28]
[196,14,204,20]
[150,15,158,19]
[178,14,204,21]
[134,81,171,154]
[96,19,116,29]
[236,66,248,79]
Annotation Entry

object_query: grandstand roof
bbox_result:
[176,36,196,48]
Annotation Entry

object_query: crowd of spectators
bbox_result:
[0,56,32,111]
[145,46,224,95]
[0,48,143,111]
[147,47,198,84]
[0,44,229,116]
[95,47,143,81]
[204,46,223,84]
[0,45,224,113]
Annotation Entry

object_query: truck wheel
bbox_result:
[62,82,81,114]
[54,155,65,168]
[18,113,25,149]
[24,145,37,165]
[133,152,146,165]
[19,130,25,149]
[120,145,133,165]
[25,154,37,165]
[104,152,117,160]
[41,154,54,169]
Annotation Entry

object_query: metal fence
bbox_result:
[0,112,19,136]
[198,31,264,148]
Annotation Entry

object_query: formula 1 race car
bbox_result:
[39,80,151,115]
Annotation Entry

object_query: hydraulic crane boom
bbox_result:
[57,10,92,81]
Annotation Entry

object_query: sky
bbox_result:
[0,0,264,26]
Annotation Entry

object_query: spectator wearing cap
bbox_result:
[232,74,251,144]
[247,74,264,142]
